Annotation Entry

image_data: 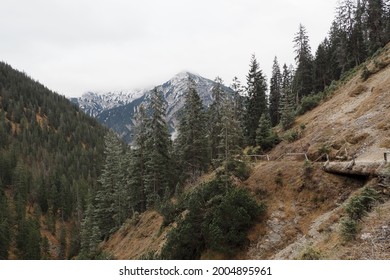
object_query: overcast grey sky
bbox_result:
[0,0,339,97]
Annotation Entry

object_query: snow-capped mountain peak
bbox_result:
[71,72,233,143]
[72,89,148,117]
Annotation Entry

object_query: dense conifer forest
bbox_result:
[0,62,107,259]
[0,0,389,259]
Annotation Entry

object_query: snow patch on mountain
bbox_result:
[71,71,233,143]
[72,89,148,117]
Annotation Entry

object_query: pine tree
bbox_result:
[16,217,41,259]
[244,55,268,146]
[80,193,100,259]
[208,77,226,163]
[0,192,10,259]
[367,0,385,54]
[335,0,367,71]
[121,147,136,215]
[279,64,295,130]
[293,24,313,101]
[144,88,172,208]
[176,77,208,178]
[350,0,368,66]
[230,77,245,148]
[313,39,332,92]
[384,1,390,43]
[256,114,277,151]
[58,222,67,259]
[95,131,123,238]
[68,222,80,259]
[269,57,282,127]
[41,236,50,260]
[327,21,344,80]
[129,105,148,212]
[218,98,243,163]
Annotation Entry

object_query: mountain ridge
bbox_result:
[72,71,234,143]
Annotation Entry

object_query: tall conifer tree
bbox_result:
[129,105,148,212]
[176,77,208,178]
[367,0,385,54]
[144,88,172,207]
[279,64,295,130]
[244,55,268,146]
[95,131,123,238]
[230,77,245,148]
[293,24,313,101]
[269,57,282,127]
[207,77,226,163]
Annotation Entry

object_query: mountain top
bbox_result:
[72,71,233,143]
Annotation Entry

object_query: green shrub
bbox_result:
[202,187,263,255]
[345,187,378,220]
[340,218,359,241]
[318,144,331,155]
[161,179,264,259]
[285,129,299,143]
[139,251,161,260]
[159,200,177,227]
[361,66,370,81]
[225,160,252,181]
[340,187,379,242]
[281,110,295,130]
[243,146,261,156]
[297,93,323,115]
[275,169,283,186]
[299,247,323,260]
[303,160,313,177]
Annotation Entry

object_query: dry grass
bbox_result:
[348,84,367,97]
[101,211,168,259]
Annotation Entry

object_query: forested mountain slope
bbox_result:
[0,62,107,259]
[101,42,390,260]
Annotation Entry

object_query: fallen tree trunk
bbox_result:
[322,161,385,177]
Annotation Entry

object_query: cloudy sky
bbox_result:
[0,0,339,97]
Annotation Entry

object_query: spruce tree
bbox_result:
[0,192,10,259]
[255,114,274,151]
[230,77,245,148]
[244,55,268,146]
[16,217,41,259]
[95,131,123,238]
[218,98,243,163]
[58,222,67,259]
[279,64,295,130]
[327,21,344,80]
[80,192,100,259]
[336,0,367,71]
[176,77,208,178]
[313,39,332,93]
[144,88,172,208]
[269,57,282,127]
[293,24,313,101]
[129,105,148,212]
[208,77,226,163]
[384,1,390,43]
[350,0,368,66]
[367,0,385,54]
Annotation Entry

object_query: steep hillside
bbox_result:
[249,42,390,259]
[100,43,390,260]
[0,62,107,259]
[271,43,390,163]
